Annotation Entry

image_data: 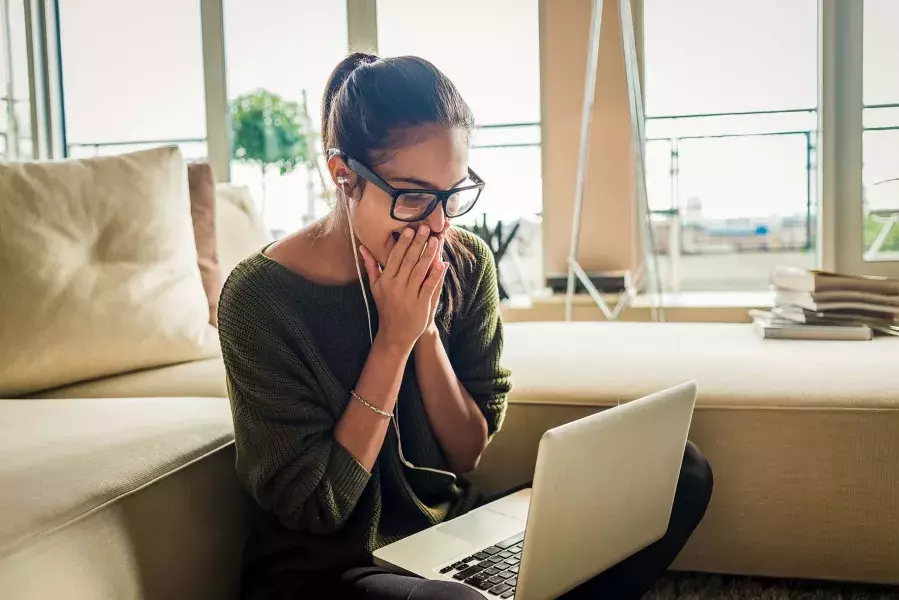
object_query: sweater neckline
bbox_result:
[253,244,369,301]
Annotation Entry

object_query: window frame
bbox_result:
[637,0,898,283]
[9,0,64,160]
[819,0,899,276]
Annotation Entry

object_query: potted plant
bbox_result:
[458,215,520,300]
[230,89,309,218]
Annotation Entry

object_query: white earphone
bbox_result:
[337,171,456,481]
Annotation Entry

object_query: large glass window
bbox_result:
[377,0,542,297]
[643,0,817,291]
[57,0,207,160]
[29,0,888,300]
[862,0,899,261]
[224,0,347,238]
[0,0,32,160]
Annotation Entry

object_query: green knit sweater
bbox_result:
[218,229,511,590]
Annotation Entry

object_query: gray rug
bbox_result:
[645,573,899,599]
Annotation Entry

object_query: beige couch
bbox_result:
[2,182,898,599]
[0,183,261,600]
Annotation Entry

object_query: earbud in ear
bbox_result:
[337,176,349,185]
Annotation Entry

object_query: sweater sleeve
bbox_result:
[218,267,371,534]
[448,234,513,436]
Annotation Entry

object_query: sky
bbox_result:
[10,0,897,229]
[644,0,899,219]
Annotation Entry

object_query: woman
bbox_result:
[218,53,713,600]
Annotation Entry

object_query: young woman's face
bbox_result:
[345,126,470,267]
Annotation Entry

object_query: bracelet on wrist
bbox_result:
[351,389,392,419]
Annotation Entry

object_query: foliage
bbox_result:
[230,89,308,177]
[864,212,899,254]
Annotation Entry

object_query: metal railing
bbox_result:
[472,122,541,150]
[646,103,899,256]
[66,137,208,158]
[646,110,817,253]
[62,121,541,157]
[1,96,31,159]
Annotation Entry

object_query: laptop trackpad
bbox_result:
[436,509,524,545]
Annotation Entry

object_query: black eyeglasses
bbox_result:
[329,149,485,222]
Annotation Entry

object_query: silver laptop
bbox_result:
[373,381,698,600]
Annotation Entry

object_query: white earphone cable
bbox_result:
[340,181,456,481]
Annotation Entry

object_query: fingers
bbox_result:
[420,260,447,300]
[358,245,381,284]
[383,227,415,277]
[431,236,445,267]
[398,225,431,282]
[409,235,441,288]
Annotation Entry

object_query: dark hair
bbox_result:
[322,52,476,325]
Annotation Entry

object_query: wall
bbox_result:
[540,0,638,278]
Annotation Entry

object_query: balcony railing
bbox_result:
[646,108,819,256]
[646,104,899,257]
[66,137,209,159]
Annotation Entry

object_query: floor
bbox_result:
[647,573,899,600]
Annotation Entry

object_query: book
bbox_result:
[771,306,899,336]
[774,290,899,316]
[774,289,899,306]
[750,310,873,341]
[772,267,899,295]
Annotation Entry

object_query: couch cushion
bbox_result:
[23,317,227,402]
[26,357,229,399]
[188,162,223,326]
[502,322,899,408]
[0,397,235,556]
[216,183,269,277]
[0,147,218,397]
[0,397,244,599]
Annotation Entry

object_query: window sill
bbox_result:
[500,291,774,323]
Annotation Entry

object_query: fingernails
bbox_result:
[404,228,414,239]
[418,225,429,236]
[427,237,436,248]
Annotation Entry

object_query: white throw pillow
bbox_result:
[0,146,219,397]
[215,183,270,277]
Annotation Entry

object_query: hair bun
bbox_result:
[321,53,381,151]
[352,52,379,69]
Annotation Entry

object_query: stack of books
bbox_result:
[751,267,899,340]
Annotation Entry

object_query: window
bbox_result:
[224,0,347,238]
[862,0,899,261]
[57,0,207,160]
[643,0,818,291]
[377,0,542,297]
[18,0,894,309]
[0,0,32,160]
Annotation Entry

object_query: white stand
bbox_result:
[564,0,664,322]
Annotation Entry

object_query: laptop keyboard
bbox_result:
[438,531,524,598]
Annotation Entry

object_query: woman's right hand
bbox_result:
[359,225,446,352]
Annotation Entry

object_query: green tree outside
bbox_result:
[230,89,309,215]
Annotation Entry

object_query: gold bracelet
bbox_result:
[351,389,392,419]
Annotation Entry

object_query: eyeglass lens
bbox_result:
[393,187,480,221]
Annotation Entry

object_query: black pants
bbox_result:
[338,442,713,600]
